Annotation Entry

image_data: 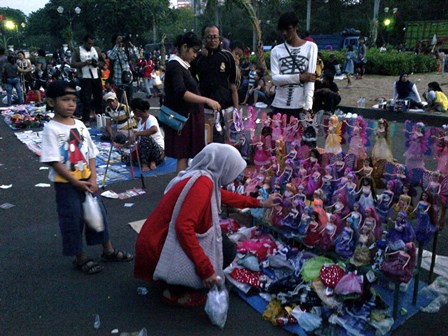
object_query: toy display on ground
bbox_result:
[0,104,177,185]
[220,106,447,335]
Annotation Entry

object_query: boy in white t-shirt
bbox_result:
[40,81,133,275]
[129,98,165,171]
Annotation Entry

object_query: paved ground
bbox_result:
[0,89,447,335]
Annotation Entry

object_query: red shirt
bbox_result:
[134,176,260,283]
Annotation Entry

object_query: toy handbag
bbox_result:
[158,105,189,133]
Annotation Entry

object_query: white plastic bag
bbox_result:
[205,279,229,329]
[82,192,105,232]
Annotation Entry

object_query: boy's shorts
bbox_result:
[55,183,110,256]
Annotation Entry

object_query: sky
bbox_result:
[1,0,50,15]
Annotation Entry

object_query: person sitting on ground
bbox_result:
[40,81,133,275]
[127,98,165,171]
[324,53,341,76]
[422,81,448,112]
[134,143,281,307]
[393,72,424,109]
[241,69,267,106]
[313,71,341,113]
[103,91,136,143]
[241,63,257,105]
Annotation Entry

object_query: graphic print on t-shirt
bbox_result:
[55,128,92,182]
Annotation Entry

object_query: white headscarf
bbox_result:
[165,143,247,213]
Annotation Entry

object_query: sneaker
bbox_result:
[161,289,206,308]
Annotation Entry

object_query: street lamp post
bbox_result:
[1,19,17,49]
[57,6,81,50]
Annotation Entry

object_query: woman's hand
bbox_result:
[262,193,282,208]
[206,98,221,112]
[203,273,220,289]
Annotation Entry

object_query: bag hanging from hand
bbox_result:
[158,105,189,133]
[82,192,105,232]
[205,280,229,329]
[153,174,223,289]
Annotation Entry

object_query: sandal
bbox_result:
[73,259,104,275]
[101,249,134,262]
[161,289,206,308]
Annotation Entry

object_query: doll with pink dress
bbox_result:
[424,170,444,227]
[344,116,368,162]
[271,113,283,141]
[433,125,448,176]
[404,121,431,170]
[284,116,301,152]
[360,207,382,240]
[381,242,416,283]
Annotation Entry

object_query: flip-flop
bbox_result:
[73,259,104,275]
[101,249,134,262]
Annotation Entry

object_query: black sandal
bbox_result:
[101,249,134,262]
[73,259,104,275]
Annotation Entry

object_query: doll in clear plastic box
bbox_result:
[376,179,395,224]
[411,191,436,246]
[324,114,343,154]
[320,214,338,251]
[351,225,376,266]
[302,211,323,248]
[335,217,356,259]
[433,125,448,176]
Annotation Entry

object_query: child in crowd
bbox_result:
[40,81,133,275]
[241,63,257,105]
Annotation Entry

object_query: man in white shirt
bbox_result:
[270,12,318,122]
[71,34,104,125]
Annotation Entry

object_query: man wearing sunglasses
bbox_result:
[191,25,239,143]
[270,12,318,122]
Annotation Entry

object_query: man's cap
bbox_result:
[104,92,117,101]
[46,80,77,98]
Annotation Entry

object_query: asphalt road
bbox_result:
[0,95,447,335]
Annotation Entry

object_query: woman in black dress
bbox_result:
[163,32,221,172]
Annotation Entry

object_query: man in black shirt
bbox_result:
[190,25,239,142]
[313,71,341,113]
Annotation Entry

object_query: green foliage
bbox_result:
[319,48,437,76]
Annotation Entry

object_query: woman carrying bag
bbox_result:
[134,143,280,307]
